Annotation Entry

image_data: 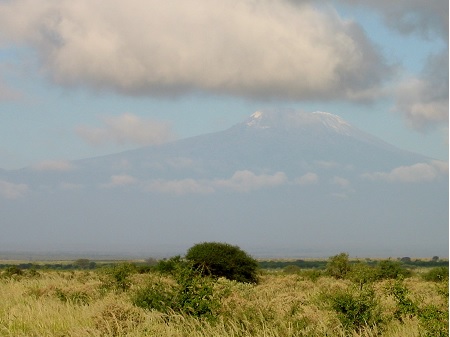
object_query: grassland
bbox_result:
[0,259,447,337]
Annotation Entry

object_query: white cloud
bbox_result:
[102,174,137,188]
[0,180,29,199]
[0,0,387,101]
[76,113,174,146]
[146,178,214,196]
[214,170,287,192]
[338,0,448,131]
[32,160,74,171]
[295,172,319,185]
[144,170,287,195]
[331,176,350,188]
[362,161,448,183]
[394,52,448,131]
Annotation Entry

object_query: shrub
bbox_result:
[326,252,351,279]
[99,263,137,292]
[386,279,418,321]
[327,285,383,332]
[1,265,23,278]
[347,262,377,288]
[133,261,219,319]
[375,259,411,280]
[419,304,449,337]
[422,267,449,282]
[55,288,91,305]
[153,256,185,275]
[185,242,259,283]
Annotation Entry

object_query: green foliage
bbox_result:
[74,259,90,269]
[258,259,327,270]
[422,267,449,282]
[326,252,351,279]
[185,242,259,283]
[400,259,448,267]
[132,279,177,313]
[327,285,383,332]
[386,279,418,321]
[386,279,449,336]
[283,265,301,274]
[55,288,90,305]
[347,262,377,288]
[133,261,219,319]
[375,259,411,280]
[418,304,449,337]
[153,255,185,274]
[99,263,137,292]
[1,265,23,278]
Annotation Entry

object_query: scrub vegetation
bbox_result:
[0,245,447,337]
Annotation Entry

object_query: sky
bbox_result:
[0,0,448,170]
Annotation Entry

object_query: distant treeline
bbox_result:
[258,258,448,270]
[0,258,447,271]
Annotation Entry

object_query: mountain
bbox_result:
[0,111,447,258]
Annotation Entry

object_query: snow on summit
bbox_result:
[244,110,353,135]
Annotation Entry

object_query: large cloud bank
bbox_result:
[0,0,387,101]
[341,0,449,130]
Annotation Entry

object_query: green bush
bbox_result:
[347,262,377,288]
[133,261,219,319]
[375,259,411,280]
[419,304,449,337]
[153,256,185,275]
[326,252,351,279]
[422,267,449,282]
[327,285,383,332]
[99,263,137,292]
[386,279,418,321]
[1,265,23,278]
[185,242,259,283]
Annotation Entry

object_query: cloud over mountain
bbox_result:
[0,180,28,199]
[362,160,448,183]
[76,113,175,146]
[0,0,388,101]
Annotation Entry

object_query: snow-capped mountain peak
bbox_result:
[244,110,353,135]
[246,111,270,128]
[311,111,353,135]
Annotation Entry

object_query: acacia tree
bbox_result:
[326,252,351,279]
[185,242,259,283]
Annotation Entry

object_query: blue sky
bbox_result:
[0,0,448,170]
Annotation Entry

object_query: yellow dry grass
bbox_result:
[0,269,446,336]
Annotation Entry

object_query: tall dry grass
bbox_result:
[0,268,446,336]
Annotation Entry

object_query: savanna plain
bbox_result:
[0,248,448,337]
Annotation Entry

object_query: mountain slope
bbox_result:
[0,111,447,257]
[70,110,429,180]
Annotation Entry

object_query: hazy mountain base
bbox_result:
[1,111,447,257]
[1,176,447,258]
